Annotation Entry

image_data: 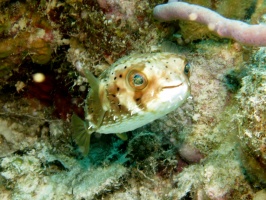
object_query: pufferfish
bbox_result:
[72,52,191,155]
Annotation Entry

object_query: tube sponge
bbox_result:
[153,0,266,46]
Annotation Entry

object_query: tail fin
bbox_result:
[71,114,91,155]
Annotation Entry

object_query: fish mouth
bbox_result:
[162,83,183,89]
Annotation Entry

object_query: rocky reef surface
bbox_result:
[0,0,266,199]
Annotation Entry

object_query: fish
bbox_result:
[72,52,191,155]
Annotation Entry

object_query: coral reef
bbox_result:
[0,1,60,80]
[0,143,127,200]
[127,132,161,161]
[0,96,53,157]
[170,143,250,199]
[1,0,266,199]
[236,48,266,186]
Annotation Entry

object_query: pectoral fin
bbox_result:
[84,68,107,130]
[71,114,91,155]
[116,133,128,141]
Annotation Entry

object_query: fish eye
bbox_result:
[133,74,144,85]
[127,70,148,90]
[184,63,191,76]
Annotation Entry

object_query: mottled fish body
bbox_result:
[72,52,191,154]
